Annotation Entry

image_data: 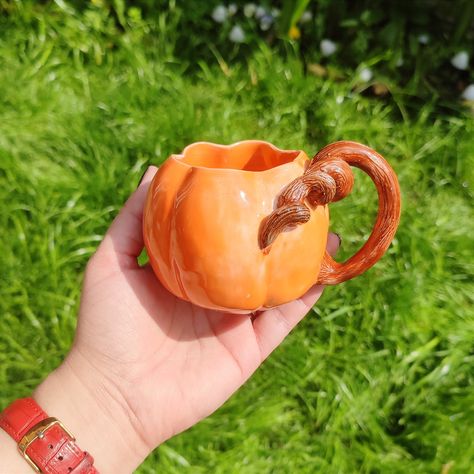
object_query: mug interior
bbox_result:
[175,141,301,172]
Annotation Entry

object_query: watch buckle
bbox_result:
[18,417,76,472]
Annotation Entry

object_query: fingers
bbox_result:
[253,232,341,360]
[326,232,341,257]
[97,166,158,267]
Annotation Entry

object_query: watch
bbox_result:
[0,397,98,473]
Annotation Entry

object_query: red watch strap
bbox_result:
[0,398,98,474]
[0,397,47,441]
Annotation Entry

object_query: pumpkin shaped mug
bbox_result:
[143,141,401,313]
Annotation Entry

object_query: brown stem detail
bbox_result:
[314,141,401,285]
[259,141,401,286]
[310,158,354,202]
[258,203,310,252]
[258,156,354,251]
[304,171,336,208]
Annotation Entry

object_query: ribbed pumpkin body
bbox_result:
[143,141,329,312]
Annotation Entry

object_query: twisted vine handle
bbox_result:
[258,141,401,285]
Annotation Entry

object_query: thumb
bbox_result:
[97,166,158,268]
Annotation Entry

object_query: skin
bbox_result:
[0,166,340,473]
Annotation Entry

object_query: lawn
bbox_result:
[1,2,473,473]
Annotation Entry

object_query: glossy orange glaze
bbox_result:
[143,141,330,312]
[143,140,401,313]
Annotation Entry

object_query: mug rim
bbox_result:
[170,140,308,174]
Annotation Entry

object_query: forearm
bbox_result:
[1,350,150,474]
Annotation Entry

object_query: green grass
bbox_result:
[1,4,474,474]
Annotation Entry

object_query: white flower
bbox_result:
[336,95,344,104]
[461,84,474,101]
[212,5,228,23]
[300,11,313,23]
[255,6,266,19]
[451,51,469,71]
[418,34,429,45]
[243,3,256,17]
[260,13,273,31]
[358,67,373,82]
[229,24,245,43]
[228,3,237,16]
[271,8,280,17]
[320,39,337,57]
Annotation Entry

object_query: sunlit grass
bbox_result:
[1,6,473,473]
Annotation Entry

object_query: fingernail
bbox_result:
[137,167,150,188]
[335,233,342,245]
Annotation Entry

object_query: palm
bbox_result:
[73,167,338,448]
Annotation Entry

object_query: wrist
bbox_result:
[33,349,151,473]
[0,427,29,473]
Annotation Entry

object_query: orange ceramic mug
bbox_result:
[143,141,401,313]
